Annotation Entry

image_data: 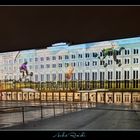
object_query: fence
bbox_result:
[0,102,95,129]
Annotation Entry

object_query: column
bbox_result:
[88,92,90,102]
[112,92,114,103]
[96,92,97,103]
[59,92,61,101]
[46,92,47,101]
[104,92,106,104]
[122,92,123,103]
[73,91,74,102]
[80,92,82,102]
[131,92,133,103]
[66,92,68,102]
[52,92,54,101]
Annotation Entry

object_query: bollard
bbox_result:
[41,105,43,119]
[22,107,25,124]
[53,104,55,117]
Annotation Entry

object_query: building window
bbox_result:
[133,49,139,54]
[85,53,90,58]
[71,54,75,59]
[52,56,56,60]
[125,49,130,55]
[100,60,105,65]
[65,63,69,67]
[29,65,32,69]
[40,57,44,61]
[24,59,27,62]
[41,74,44,81]
[35,58,38,62]
[133,58,138,64]
[58,63,62,67]
[40,65,44,69]
[46,74,50,81]
[29,58,32,62]
[19,59,22,63]
[35,65,38,69]
[92,61,97,66]
[124,71,129,80]
[124,59,130,64]
[78,54,82,58]
[71,62,76,67]
[58,56,62,60]
[52,74,56,81]
[92,72,97,80]
[78,73,82,80]
[85,72,90,81]
[77,62,83,67]
[65,55,69,59]
[52,64,56,68]
[85,61,90,66]
[58,73,62,81]
[108,71,113,80]
[133,70,138,79]
[72,73,76,80]
[46,64,50,68]
[108,60,113,65]
[46,57,50,61]
[35,74,38,82]
[93,52,98,57]
[116,71,121,80]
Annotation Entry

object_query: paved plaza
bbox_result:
[1,102,140,130]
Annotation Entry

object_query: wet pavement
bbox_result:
[1,102,140,130]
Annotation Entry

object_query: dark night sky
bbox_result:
[0,6,140,52]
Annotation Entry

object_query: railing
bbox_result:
[0,102,95,128]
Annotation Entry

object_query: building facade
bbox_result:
[0,37,140,103]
